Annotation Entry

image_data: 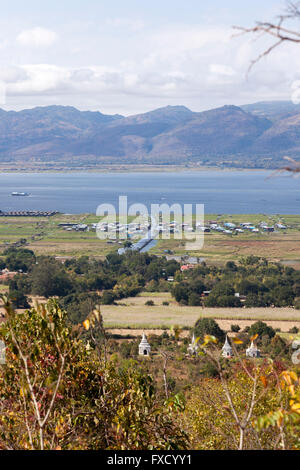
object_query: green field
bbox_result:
[149,214,300,266]
[0,214,115,258]
[0,213,299,265]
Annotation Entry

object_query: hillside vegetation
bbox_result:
[1,101,300,168]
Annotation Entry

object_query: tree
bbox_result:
[205,282,241,307]
[0,299,189,450]
[193,318,225,343]
[8,290,30,309]
[225,261,238,272]
[185,334,298,450]
[183,366,280,450]
[59,292,102,325]
[231,324,241,333]
[0,298,74,449]
[248,321,275,340]
[101,291,116,305]
[188,293,202,306]
[4,248,36,273]
[171,283,190,304]
[30,257,74,298]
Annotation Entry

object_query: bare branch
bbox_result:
[233,1,300,70]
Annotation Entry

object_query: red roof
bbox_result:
[180,264,195,271]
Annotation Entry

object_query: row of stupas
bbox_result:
[138,332,260,358]
[188,334,260,358]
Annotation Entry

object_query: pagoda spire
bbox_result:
[222,335,233,358]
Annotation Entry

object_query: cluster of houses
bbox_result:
[138,332,260,358]
[58,217,288,239]
[97,221,149,237]
[58,223,90,232]
[205,220,287,235]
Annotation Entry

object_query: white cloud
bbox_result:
[209,64,236,77]
[1,23,300,114]
[105,18,144,32]
[16,27,58,47]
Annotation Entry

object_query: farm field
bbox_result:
[150,214,300,266]
[0,214,115,258]
[0,213,299,265]
[101,292,300,329]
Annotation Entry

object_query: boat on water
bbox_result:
[11,192,30,196]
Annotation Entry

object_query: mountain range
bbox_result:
[1,101,300,169]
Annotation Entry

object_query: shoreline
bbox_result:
[0,165,272,174]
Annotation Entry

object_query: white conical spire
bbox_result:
[0,340,5,365]
[246,339,260,358]
[222,335,233,357]
[139,332,151,356]
[187,332,198,355]
[222,335,231,350]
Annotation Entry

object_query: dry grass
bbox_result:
[152,231,300,264]
[107,319,300,336]
[26,240,110,257]
[102,293,300,328]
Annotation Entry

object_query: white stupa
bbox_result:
[222,335,233,358]
[0,341,5,365]
[139,332,151,356]
[187,333,198,355]
[246,340,260,358]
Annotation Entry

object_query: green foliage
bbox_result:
[183,367,282,450]
[188,293,202,306]
[248,321,276,340]
[30,257,74,297]
[3,247,36,273]
[0,299,188,450]
[8,290,30,309]
[193,318,225,343]
[59,292,101,325]
[289,326,299,334]
[101,291,116,305]
[231,324,241,333]
[169,257,298,308]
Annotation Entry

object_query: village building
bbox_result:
[0,269,18,281]
[139,333,151,356]
[180,264,195,272]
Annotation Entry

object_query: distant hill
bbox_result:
[0,101,299,169]
[241,101,300,121]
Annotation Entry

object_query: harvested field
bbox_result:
[106,317,300,337]
[102,291,300,328]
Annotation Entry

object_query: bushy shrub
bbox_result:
[193,318,225,343]
[248,321,275,339]
[289,326,299,334]
[231,324,241,333]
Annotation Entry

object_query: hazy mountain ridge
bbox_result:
[0,101,299,168]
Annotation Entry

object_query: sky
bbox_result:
[0,0,300,115]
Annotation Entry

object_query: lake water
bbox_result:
[0,170,299,214]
